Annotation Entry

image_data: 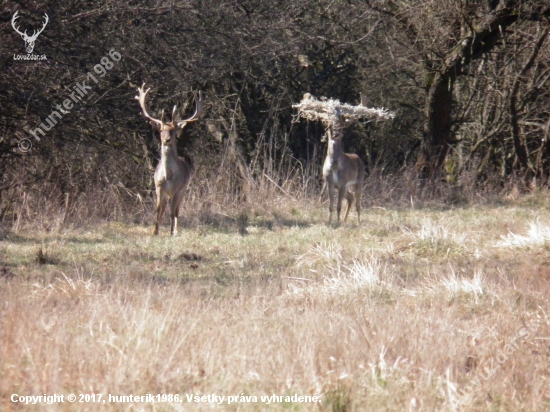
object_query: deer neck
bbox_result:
[326,133,344,170]
[161,140,178,158]
[159,141,181,179]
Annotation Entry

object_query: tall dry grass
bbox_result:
[2,195,550,410]
[3,140,550,410]
[0,164,519,239]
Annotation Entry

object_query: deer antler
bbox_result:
[135,83,164,126]
[171,105,177,124]
[176,91,204,128]
[11,11,48,41]
[28,13,49,41]
[11,11,27,38]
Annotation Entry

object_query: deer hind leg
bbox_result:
[169,191,185,236]
[343,191,354,222]
[327,181,336,225]
[336,186,347,224]
[355,186,362,224]
[154,189,167,236]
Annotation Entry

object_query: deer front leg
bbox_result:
[154,187,167,235]
[170,211,177,237]
[169,191,185,236]
[154,201,167,235]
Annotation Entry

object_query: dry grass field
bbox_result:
[2,192,550,411]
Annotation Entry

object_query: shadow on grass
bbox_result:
[0,232,34,244]
[173,210,312,235]
[63,237,107,245]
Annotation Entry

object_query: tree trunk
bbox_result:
[418,71,455,179]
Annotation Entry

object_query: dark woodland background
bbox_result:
[1,0,550,225]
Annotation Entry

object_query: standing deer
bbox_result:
[11,11,49,54]
[322,127,365,225]
[136,84,203,235]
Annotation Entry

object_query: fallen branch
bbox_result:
[292,93,395,129]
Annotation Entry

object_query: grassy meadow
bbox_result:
[1,190,550,411]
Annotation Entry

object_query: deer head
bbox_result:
[12,11,49,54]
[135,83,204,147]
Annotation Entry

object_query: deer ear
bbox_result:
[149,121,161,131]
[175,121,188,131]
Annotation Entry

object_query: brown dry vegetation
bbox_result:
[2,187,550,411]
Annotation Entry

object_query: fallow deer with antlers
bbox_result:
[322,127,365,225]
[136,84,204,235]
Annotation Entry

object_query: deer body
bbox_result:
[153,126,194,236]
[322,129,365,225]
[136,84,203,235]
